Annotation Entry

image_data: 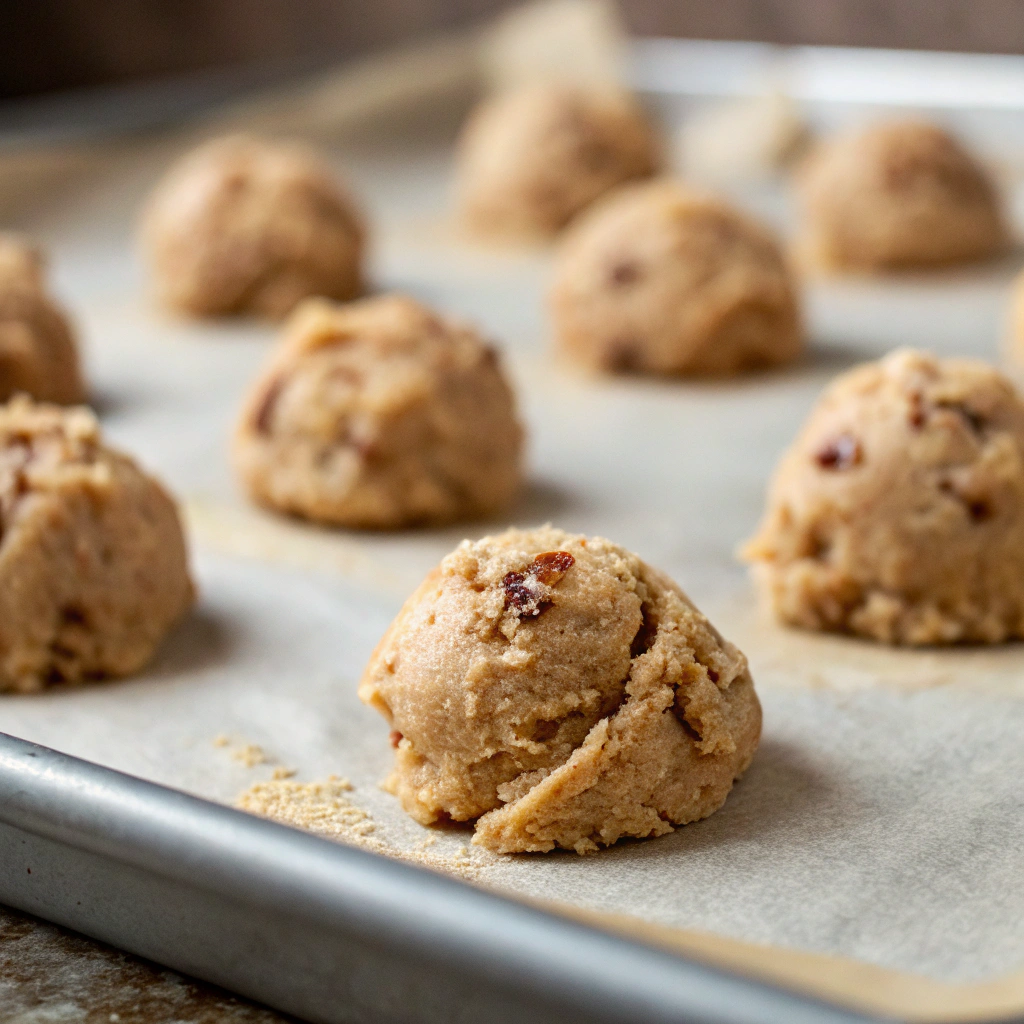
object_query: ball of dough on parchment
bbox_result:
[0,396,193,692]
[141,134,365,319]
[457,83,660,240]
[550,180,803,375]
[359,525,761,854]
[743,349,1024,645]
[233,295,524,529]
[796,121,1006,272]
[0,235,85,405]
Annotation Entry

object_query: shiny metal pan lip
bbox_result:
[0,730,868,1024]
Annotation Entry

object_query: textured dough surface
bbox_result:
[233,295,524,529]
[0,235,85,405]
[359,525,761,854]
[796,121,1006,272]
[457,83,659,239]
[0,397,193,692]
[744,349,1024,644]
[551,180,803,375]
[141,134,365,319]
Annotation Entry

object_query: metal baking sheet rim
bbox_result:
[0,731,871,1024]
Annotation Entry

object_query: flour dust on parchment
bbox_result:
[235,776,493,882]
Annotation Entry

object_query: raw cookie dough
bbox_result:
[743,349,1024,644]
[360,525,761,854]
[796,121,1006,272]
[457,83,660,239]
[0,235,85,405]
[233,295,524,529]
[0,397,193,692]
[141,134,365,319]
[550,180,803,375]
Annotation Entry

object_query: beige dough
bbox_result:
[743,349,1024,644]
[550,180,803,375]
[141,134,365,319]
[233,295,524,529]
[457,83,660,239]
[0,235,85,405]
[1006,268,1024,366]
[359,525,761,854]
[0,397,193,692]
[796,121,1006,272]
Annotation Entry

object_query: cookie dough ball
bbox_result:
[0,397,193,691]
[141,135,365,319]
[743,349,1024,644]
[796,121,1006,272]
[457,84,660,239]
[360,526,761,854]
[551,180,803,375]
[0,235,85,405]
[233,295,524,529]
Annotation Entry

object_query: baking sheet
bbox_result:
[3,56,1024,1020]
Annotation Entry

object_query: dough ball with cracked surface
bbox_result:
[359,525,761,854]
[233,295,524,529]
[743,349,1024,644]
[0,235,85,405]
[457,83,660,239]
[796,121,1006,272]
[141,134,365,319]
[550,180,803,375]
[0,396,193,692]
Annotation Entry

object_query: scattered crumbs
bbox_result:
[234,776,494,882]
[237,776,376,841]
[213,734,272,768]
[272,765,297,780]
[232,743,268,768]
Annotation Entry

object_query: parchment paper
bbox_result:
[3,67,1024,1021]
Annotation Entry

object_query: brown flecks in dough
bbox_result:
[252,375,285,435]
[815,434,861,471]
[936,400,987,435]
[606,338,643,373]
[609,260,641,286]
[389,729,403,748]
[939,479,994,523]
[502,550,575,616]
[629,607,658,658]
[969,500,993,522]
[908,391,926,429]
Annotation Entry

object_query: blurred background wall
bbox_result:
[5,0,1024,101]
